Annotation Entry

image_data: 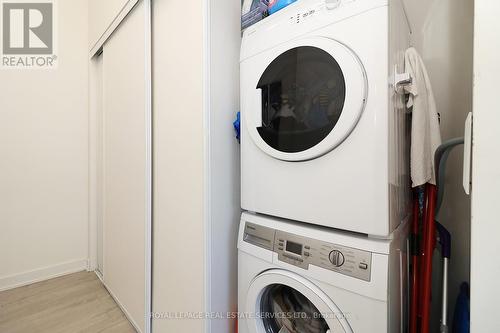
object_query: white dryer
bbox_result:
[240,0,412,236]
[238,212,409,333]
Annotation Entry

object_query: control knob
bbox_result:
[329,250,345,267]
[325,0,341,10]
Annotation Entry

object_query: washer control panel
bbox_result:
[243,223,372,281]
[274,230,372,281]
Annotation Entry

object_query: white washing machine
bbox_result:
[238,212,409,333]
[240,0,412,236]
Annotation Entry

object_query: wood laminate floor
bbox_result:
[0,271,136,333]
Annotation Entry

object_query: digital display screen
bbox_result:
[286,241,303,255]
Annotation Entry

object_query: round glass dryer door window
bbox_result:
[244,37,367,161]
[257,46,346,154]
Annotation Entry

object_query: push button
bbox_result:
[359,263,368,270]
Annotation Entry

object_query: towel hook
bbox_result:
[394,64,412,94]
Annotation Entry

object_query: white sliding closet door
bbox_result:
[101,1,148,331]
[471,0,500,331]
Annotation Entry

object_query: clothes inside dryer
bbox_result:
[260,284,330,333]
[257,46,346,153]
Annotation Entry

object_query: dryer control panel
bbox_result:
[243,222,372,281]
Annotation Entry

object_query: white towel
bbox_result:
[404,47,442,187]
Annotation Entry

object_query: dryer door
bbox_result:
[245,269,353,333]
[242,37,367,161]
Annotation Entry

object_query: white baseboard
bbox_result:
[0,259,88,292]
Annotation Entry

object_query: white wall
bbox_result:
[152,1,206,332]
[207,0,241,332]
[471,1,500,330]
[0,0,89,290]
[402,0,473,326]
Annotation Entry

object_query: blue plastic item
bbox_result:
[233,112,241,143]
[435,222,451,259]
[452,282,470,333]
[268,0,297,15]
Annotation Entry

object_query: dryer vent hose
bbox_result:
[434,137,465,215]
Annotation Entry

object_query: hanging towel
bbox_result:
[404,47,442,187]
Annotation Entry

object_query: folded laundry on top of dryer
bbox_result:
[242,0,269,30]
[268,0,297,15]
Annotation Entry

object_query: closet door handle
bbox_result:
[463,112,473,195]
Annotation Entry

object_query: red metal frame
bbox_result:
[420,184,437,333]
[409,184,438,333]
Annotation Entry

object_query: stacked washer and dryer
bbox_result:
[238,0,412,332]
